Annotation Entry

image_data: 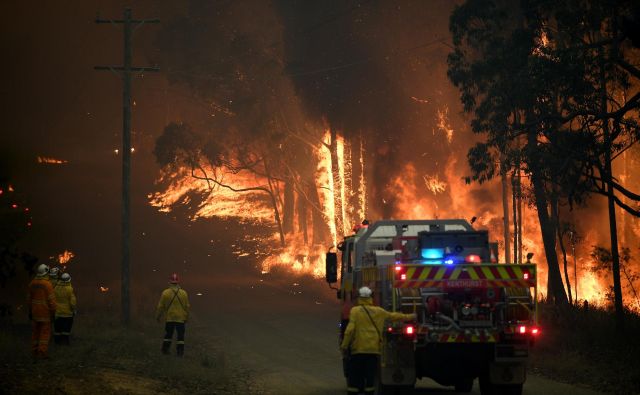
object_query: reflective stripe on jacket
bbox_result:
[340,297,414,355]
[54,282,76,317]
[156,285,190,323]
[28,276,56,322]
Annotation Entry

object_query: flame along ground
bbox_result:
[150,116,638,310]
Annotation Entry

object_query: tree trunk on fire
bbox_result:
[517,168,523,264]
[267,178,286,248]
[330,129,344,238]
[599,48,624,330]
[512,171,519,265]
[283,180,295,234]
[263,158,286,248]
[501,161,511,263]
[551,196,573,306]
[297,188,309,245]
[528,131,568,305]
[351,133,365,224]
[309,181,330,245]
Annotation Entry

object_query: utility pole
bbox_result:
[96,8,159,325]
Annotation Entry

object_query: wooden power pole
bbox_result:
[95,8,159,325]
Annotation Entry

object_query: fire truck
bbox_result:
[325,219,539,395]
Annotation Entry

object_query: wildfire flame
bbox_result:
[58,250,75,265]
[37,156,68,164]
[150,122,636,310]
[423,174,447,195]
[436,106,454,144]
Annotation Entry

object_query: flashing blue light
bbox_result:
[421,248,444,260]
[422,260,442,265]
[444,259,455,265]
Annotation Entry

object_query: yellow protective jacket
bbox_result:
[27,275,56,322]
[48,276,58,288]
[156,285,190,323]
[340,297,415,355]
[54,282,76,318]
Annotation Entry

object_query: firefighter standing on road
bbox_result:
[156,273,190,356]
[48,267,60,287]
[27,264,56,359]
[340,286,416,395]
[53,273,76,345]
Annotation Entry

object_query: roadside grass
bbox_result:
[0,310,259,395]
[532,303,640,395]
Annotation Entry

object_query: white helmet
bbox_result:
[359,286,373,298]
[37,264,49,276]
[50,267,59,276]
[60,273,71,282]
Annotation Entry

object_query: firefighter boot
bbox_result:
[161,340,171,355]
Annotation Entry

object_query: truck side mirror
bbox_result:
[326,252,338,283]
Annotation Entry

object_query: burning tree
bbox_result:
[448,0,640,321]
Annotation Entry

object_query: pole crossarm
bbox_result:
[96,18,160,24]
[94,66,160,72]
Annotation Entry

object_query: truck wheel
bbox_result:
[497,384,523,395]
[376,384,413,395]
[479,376,523,395]
[375,382,390,395]
[454,378,474,393]
[478,374,494,395]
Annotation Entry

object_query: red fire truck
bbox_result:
[326,219,539,395]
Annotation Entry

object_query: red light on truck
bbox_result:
[404,325,415,335]
[523,272,530,280]
[531,327,540,335]
[395,265,402,272]
[401,274,407,280]
[518,325,526,334]
[465,254,481,263]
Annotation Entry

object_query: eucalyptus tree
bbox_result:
[448,0,570,304]
[448,0,640,320]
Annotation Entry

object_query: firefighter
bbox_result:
[156,273,190,356]
[340,286,416,395]
[53,273,76,345]
[27,264,56,359]
[48,267,60,287]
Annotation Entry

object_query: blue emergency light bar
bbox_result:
[421,248,444,260]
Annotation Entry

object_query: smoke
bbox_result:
[276,0,468,218]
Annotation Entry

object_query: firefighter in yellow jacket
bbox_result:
[340,286,415,395]
[53,273,76,345]
[156,273,190,356]
[27,264,56,359]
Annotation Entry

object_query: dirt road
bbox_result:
[187,269,605,395]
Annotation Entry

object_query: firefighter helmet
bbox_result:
[359,286,372,298]
[37,264,49,276]
[169,273,179,284]
[61,273,71,282]
[50,267,59,277]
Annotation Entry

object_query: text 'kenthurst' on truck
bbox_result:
[326,219,540,395]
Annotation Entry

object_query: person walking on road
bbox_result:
[53,273,76,345]
[156,273,190,357]
[340,286,416,395]
[27,264,56,359]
